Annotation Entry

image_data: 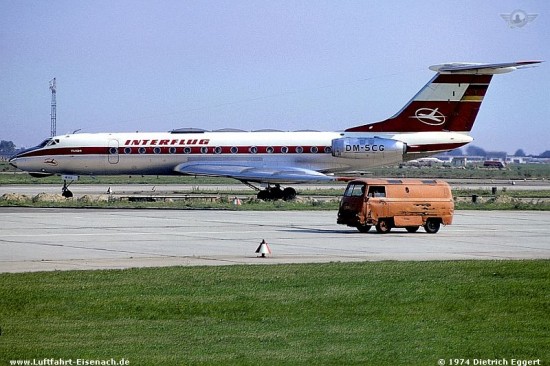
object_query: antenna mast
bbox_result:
[49,78,56,137]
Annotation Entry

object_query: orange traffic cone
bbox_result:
[255,239,272,258]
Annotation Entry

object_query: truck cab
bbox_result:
[337,179,454,234]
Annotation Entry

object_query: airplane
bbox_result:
[9,60,541,200]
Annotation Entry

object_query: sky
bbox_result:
[1,0,548,154]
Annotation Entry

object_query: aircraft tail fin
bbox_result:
[346,61,542,133]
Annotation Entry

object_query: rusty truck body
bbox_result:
[337,178,454,233]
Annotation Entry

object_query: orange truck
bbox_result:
[337,178,454,234]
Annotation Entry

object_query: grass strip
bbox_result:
[1,261,548,365]
[1,194,549,210]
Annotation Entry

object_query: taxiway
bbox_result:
[1,208,549,272]
[1,179,550,197]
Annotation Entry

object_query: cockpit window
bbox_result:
[37,139,51,148]
[37,138,57,148]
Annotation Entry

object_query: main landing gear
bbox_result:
[257,185,297,201]
[242,182,297,201]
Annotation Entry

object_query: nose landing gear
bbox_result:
[61,180,73,198]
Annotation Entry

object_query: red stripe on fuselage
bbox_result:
[17,142,468,159]
[17,147,107,158]
[17,145,333,158]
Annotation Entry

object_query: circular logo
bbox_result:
[413,108,446,126]
[510,9,528,27]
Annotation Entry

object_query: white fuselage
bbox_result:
[11,130,472,179]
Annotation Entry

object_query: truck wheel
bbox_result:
[356,224,371,233]
[375,219,391,234]
[424,219,441,234]
[406,226,419,233]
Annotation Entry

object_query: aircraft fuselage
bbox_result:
[10,130,471,181]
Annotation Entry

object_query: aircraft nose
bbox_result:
[8,155,18,169]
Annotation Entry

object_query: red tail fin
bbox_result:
[346,61,541,133]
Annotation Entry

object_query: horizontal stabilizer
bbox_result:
[429,60,542,74]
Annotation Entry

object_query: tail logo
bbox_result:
[411,108,446,126]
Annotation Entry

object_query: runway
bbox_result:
[1,208,549,273]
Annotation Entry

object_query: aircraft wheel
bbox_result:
[356,224,371,233]
[271,186,284,200]
[257,190,270,201]
[406,226,419,233]
[282,187,297,201]
[375,219,392,234]
[424,219,441,234]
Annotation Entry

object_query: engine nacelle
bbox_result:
[331,137,405,164]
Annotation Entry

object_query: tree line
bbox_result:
[0,140,16,155]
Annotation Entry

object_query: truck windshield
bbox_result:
[344,183,365,197]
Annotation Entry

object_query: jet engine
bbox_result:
[331,137,406,165]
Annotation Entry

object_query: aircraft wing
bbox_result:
[174,162,335,184]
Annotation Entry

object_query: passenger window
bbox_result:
[367,186,386,198]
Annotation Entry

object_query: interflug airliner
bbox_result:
[9,61,541,199]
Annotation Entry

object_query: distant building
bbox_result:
[506,156,527,164]
[451,157,467,167]
[436,151,550,166]
[483,160,506,168]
